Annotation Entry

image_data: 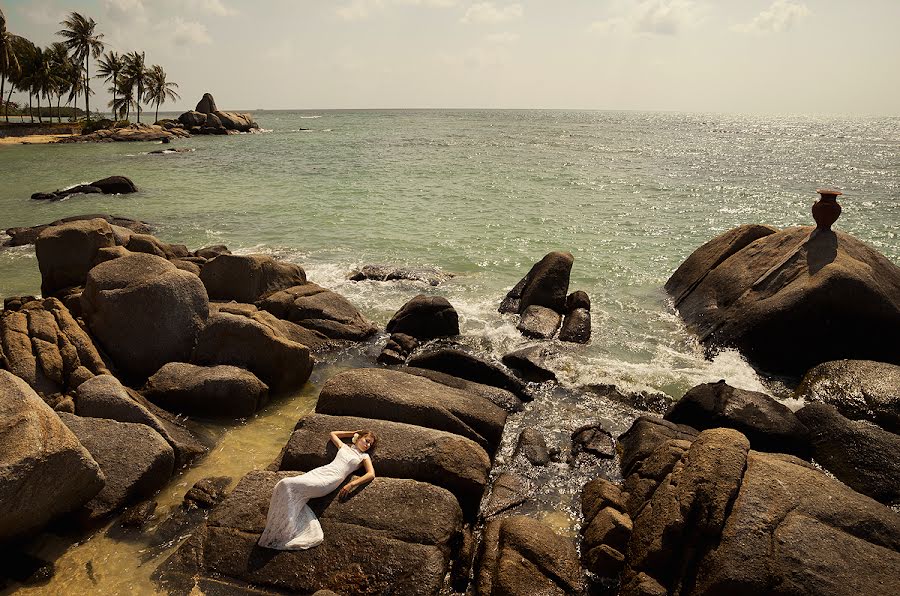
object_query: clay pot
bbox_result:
[813,189,842,230]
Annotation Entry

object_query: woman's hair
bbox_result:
[355,429,377,451]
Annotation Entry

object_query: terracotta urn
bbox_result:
[812,188,842,230]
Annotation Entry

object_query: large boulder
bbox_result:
[35,218,116,295]
[90,176,137,194]
[795,359,900,433]
[200,254,305,303]
[0,297,109,401]
[384,295,459,340]
[143,362,269,418]
[664,380,810,457]
[316,368,506,453]
[406,348,531,401]
[156,471,459,596]
[192,312,313,393]
[280,413,491,516]
[213,111,257,132]
[0,371,104,541]
[58,413,175,521]
[195,93,218,114]
[559,308,591,343]
[499,251,574,314]
[402,366,524,413]
[4,214,151,248]
[177,110,206,128]
[211,302,335,352]
[258,283,377,341]
[619,426,900,596]
[795,403,900,504]
[516,305,561,339]
[476,516,584,596]
[617,416,698,476]
[666,226,900,376]
[80,253,209,380]
[75,374,207,469]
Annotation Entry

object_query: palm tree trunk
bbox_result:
[5,85,13,123]
[155,101,159,123]
[57,95,62,123]
[0,75,5,122]
[84,57,91,123]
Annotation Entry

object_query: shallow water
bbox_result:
[1,110,898,594]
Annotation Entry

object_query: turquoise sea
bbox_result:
[1,110,899,593]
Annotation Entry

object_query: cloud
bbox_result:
[461,2,523,25]
[589,0,700,36]
[733,0,810,34]
[336,0,457,20]
[102,0,148,24]
[485,31,520,44]
[168,18,212,46]
[20,0,69,26]
[188,0,239,17]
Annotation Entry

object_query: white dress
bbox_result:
[258,444,370,550]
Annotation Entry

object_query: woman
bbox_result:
[258,429,377,550]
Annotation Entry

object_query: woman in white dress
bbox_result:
[258,429,377,550]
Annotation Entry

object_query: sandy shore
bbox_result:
[0,134,73,145]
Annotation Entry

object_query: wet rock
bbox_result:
[581,477,628,522]
[584,507,632,556]
[156,471,458,596]
[143,363,269,419]
[482,472,529,519]
[316,368,506,453]
[75,374,207,469]
[210,303,336,353]
[281,413,490,516]
[377,333,419,365]
[120,500,158,528]
[572,423,616,460]
[566,290,591,312]
[795,403,900,504]
[90,176,138,194]
[35,218,116,295]
[348,264,453,286]
[476,515,584,596]
[407,347,531,401]
[385,295,459,340]
[259,282,377,341]
[81,253,209,380]
[499,251,574,315]
[516,304,561,339]
[559,307,591,343]
[502,346,557,382]
[666,225,900,376]
[59,413,175,521]
[515,427,550,465]
[587,384,674,416]
[183,476,232,510]
[195,244,231,259]
[4,215,151,248]
[0,371,104,541]
[664,380,810,457]
[402,366,524,413]
[796,359,900,433]
[200,254,306,303]
[192,312,313,393]
[621,438,692,517]
[617,416,699,476]
[0,297,109,399]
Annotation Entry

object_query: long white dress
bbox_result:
[258,443,370,550]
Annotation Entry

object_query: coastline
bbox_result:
[0,134,74,145]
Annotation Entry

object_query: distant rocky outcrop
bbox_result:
[666,225,900,376]
[29,176,137,202]
[176,93,259,135]
[56,122,190,143]
[349,264,454,286]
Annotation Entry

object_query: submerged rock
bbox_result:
[407,348,531,401]
[667,225,900,376]
[499,251,574,315]
[348,264,454,286]
[559,307,591,343]
[502,346,557,383]
[516,305,561,339]
[385,295,459,340]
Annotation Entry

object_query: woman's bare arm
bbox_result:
[338,457,375,500]
[329,430,357,449]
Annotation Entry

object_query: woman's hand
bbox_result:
[338,482,355,501]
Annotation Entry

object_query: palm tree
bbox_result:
[4,36,29,122]
[122,50,147,123]
[110,78,134,121]
[48,42,73,122]
[145,64,180,123]
[57,12,104,123]
[95,50,122,119]
[0,8,22,122]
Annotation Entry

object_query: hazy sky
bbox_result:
[5,0,899,114]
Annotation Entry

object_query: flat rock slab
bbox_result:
[259,283,377,341]
[316,368,507,453]
[402,366,523,413]
[407,348,531,401]
[143,362,269,419]
[157,471,457,595]
[59,413,175,521]
[280,413,490,516]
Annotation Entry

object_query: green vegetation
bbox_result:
[0,8,179,126]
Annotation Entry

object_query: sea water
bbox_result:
[1,110,898,593]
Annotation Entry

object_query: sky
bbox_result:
[3,0,899,114]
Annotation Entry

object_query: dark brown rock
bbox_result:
[617,416,699,476]
[90,176,137,194]
[58,413,175,521]
[566,290,591,312]
[796,359,900,433]
[385,294,459,340]
[348,264,453,286]
[183,476,232,510]
[200,254,306,303]
[499,251,574,315]
[35,218,116,295]
[195,244,230,259]
[502,346,557,382]
[258,283,377,341]
[4,215,151,248]
[795,403,900,504]
[517,304,561,339]
[195,93,218,114]
[0,371,104,541]
[143,362,269,418]
[572,423,616,459]
[515,427,550,465]
[482,472,529,519]
[402,366,524,413]
[559,307,591,343]
[582,477,628,522]
[407,347,531,401]
[665,380,810,457]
